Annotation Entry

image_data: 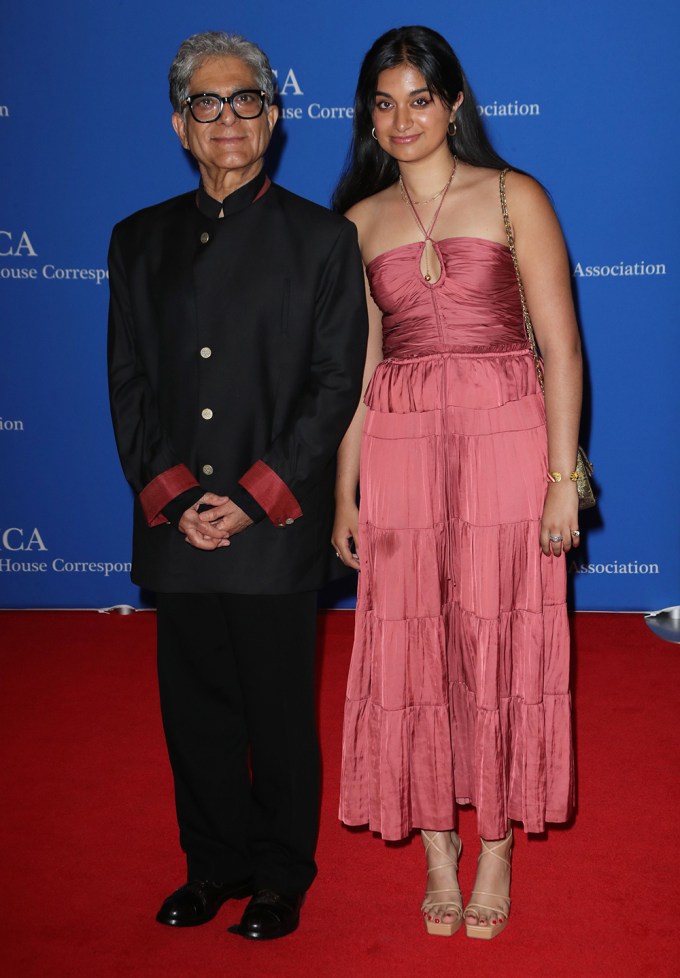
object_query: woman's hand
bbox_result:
[540,483,580,557]
[332,499,361,570]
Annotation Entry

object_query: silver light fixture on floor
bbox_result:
[644,605,680,644]
[99,605,138,615]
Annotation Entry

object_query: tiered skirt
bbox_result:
[339,345,574,840]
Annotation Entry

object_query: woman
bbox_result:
[332,26,581,940]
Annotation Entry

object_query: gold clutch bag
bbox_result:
[575,446,596,510]
[500,169,597,510]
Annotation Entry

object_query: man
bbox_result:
[107,31,367,941]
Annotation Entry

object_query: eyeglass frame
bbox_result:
[182,89,268,123]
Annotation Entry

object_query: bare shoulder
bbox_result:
[344,185,397,253]
[503,170,555,224]
[344,195,377,233]
[445,164,516,245]
[345,185,393,225]
[458,163,504,188]
[504,171,568,265]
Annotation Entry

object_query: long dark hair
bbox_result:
[333,25,512,213]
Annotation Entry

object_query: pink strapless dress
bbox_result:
[339,237,574,840]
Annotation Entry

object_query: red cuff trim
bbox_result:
[238,460,303,527]
[139,464,200,527]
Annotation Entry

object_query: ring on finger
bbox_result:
[549,534,563,543]
[571,529,580,537]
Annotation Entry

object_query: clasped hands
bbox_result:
[178,492,253,551]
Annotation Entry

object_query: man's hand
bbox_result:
[197,492,253,537]
[178,493,233,550]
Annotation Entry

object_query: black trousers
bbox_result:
[156,591,320,894]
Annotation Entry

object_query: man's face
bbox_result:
[172,56,278,177]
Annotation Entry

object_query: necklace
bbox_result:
[399,158,457,282]
[399,173,451,205]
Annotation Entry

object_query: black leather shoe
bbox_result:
[229,889,304,940]
[156,879,252,927]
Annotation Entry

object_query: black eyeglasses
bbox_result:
[182,90,267,122]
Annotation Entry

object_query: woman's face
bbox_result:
[371,62,462,163]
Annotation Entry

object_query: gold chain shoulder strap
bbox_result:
[499,169,545,393]
[500,170,596,509]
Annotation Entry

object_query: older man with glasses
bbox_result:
[107,31,367,941]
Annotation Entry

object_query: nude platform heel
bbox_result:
[464,831,512,940]
[421,831,464,936]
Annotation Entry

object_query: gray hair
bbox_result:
[168,32,275,112]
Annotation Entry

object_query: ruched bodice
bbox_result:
[367,237,526,358]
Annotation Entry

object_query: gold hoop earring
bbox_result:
[371,127,378,140]
[448,120,457,137]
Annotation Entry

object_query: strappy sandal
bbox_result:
[421,830,463,936]
[464,831,513,940]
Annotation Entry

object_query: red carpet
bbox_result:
[1,610,678,978]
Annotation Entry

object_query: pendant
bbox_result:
[424,274,431,281]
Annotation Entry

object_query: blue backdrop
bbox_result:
[1,0,678,610]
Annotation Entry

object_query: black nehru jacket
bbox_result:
[108,171,368,594]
